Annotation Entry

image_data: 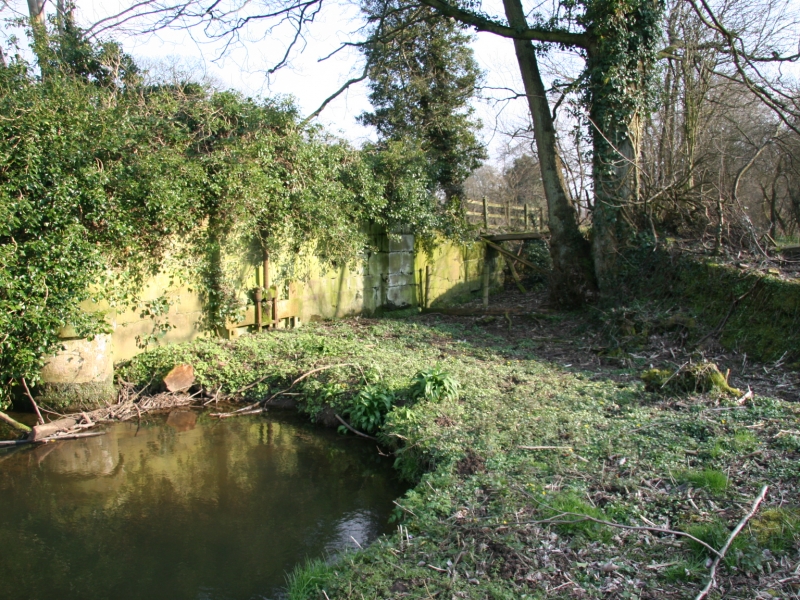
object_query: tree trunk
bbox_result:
[0,410,32,434]
[501,0,596,307]
[27,0,49,67]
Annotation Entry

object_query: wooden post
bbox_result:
[482,254,490,309]
[263,251,272,329]
[505,201,510,227]
[539,207,544,231]
[425,265,431,308]
[524,204,529,230]
[482,196,488,230]
[254,287,262,331]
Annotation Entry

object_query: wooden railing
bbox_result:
[464,197,546,230]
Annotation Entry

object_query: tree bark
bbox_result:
[27,0,49,67]
[501,0,596,307]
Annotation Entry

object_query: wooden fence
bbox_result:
[464,198,546,230]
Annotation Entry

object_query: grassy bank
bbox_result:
[612,246,800,366]
[121,316,800,599]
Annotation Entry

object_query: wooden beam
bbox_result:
[483,232,545,242]
[481,237,549,275]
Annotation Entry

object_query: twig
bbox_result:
[518,445,573,451]
[20,377,45,425]
[334,414,378,441]
[694,280,761,348]
[660,362,689,389]
[513,486,720,556]
[694,485,769,600]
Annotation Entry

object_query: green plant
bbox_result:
[543,493,611,542]
[687,520,762,570]
[750,508,800,553]
[285,557,331,600]
[678,469,729,492]
[410,366,459,403]
[342,385,396,435]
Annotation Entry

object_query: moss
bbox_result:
[16,380,116,412]
[642,362,741,396]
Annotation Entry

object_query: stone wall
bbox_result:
[35,230,502,408]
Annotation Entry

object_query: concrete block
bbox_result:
[368,251,389,275]
[386,285,416,307]
[388,234,415,252]
[387,272,416,287]
[41,334,113,385]
[389,251,414,274]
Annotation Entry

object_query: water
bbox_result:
[0,410,405,600]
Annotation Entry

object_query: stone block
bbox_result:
[387,272,416,287]
[389,251,414,274]
[41,334,113,385]
[386,285,416,307]
[368,251,389,276]
[388,234,415,252]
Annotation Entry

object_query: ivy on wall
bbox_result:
[0,27,465,405]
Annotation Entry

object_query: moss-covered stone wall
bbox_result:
[34,231,500,408]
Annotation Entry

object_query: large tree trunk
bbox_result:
[590,118,638,289]
[502,0,596,307]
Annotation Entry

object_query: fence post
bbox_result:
[425,265,431,308]
[524,204,529,230]
[539,207,544,231]
[482,196,488,230]
[505,201,510,227]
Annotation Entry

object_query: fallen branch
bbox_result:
[212,363,357,418]
[0,431,106,447]
[334,414,378,441]
[694,279,760,348]
[20,377,44,425]
[694,485,769,600]
[0,410,31,433]
[514,486,721,556]
[518,445,573,451]
[481,237,549,275]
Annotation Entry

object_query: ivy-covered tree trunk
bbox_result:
[502,0,596,307]
[584,0,662,291]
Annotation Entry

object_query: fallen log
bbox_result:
[0,410,31,433]
[28,418,77,441]
[0,431,106,447]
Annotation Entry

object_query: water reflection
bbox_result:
[0,411,404,600]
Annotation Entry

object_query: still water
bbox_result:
[0,410,405,600]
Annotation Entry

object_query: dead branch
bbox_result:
[694,485,769,600]
[0,410,31,433]
[20,377,44,425]
[0,431,106,447]
[334,413,378,441]
[211,363,358,417]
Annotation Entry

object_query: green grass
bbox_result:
[285,558,333,600]
[678,468,729,491]
[121,317,800,599]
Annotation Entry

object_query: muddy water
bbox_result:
[0,410,405,600]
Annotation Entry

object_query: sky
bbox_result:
[1,0,553,163]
